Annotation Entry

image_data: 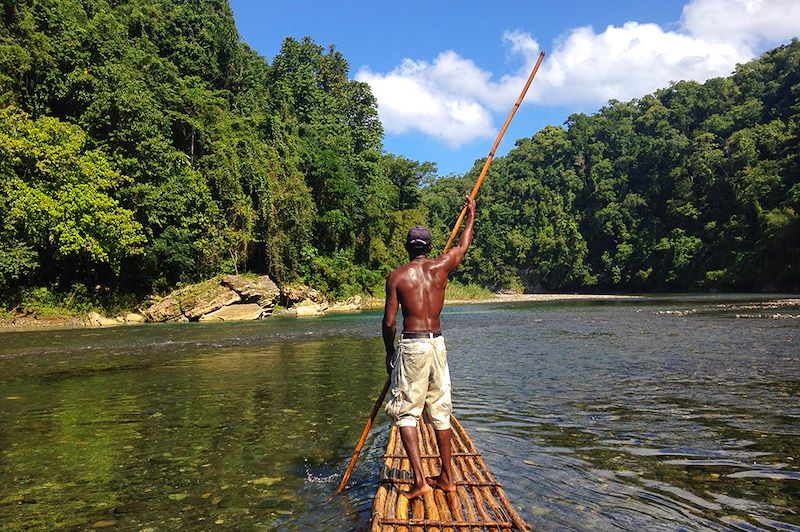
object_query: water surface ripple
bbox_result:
[0,296,798,530]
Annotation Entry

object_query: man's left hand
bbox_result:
[385,351,394,376]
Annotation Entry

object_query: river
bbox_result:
[0,295,798,530]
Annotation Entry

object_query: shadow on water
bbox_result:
[0,296,798,530]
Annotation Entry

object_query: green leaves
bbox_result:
[2,1,798,302]
[423,40,800,292]
[0,241,38,290]
[0,107,144,288]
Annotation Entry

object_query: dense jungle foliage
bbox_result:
[0,0,797,311]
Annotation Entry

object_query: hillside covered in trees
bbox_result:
[1,0,798,313]
[425,40,800,290]
[431,40,800,292]
[0,0,426,308]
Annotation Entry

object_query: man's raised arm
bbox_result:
[436,196,476,273]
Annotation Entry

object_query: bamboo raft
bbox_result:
[370,416,530,531]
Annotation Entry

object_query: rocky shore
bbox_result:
[6,291,797,331]
[473,293,644,303]
[143,275,280,323]
[0,282,654,331]
[0,274,368,330]
[655,298,800,319]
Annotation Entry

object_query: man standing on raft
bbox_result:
[382,196,476,500]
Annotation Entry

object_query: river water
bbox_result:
[0,296,798,531]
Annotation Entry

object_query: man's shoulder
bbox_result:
[386,264,406,282]
[389,260,419,275]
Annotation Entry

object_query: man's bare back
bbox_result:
[381,196,475,500]
[382,197,475,362]
[387,258,447,332]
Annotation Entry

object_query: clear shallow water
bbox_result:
[0,296,798,530]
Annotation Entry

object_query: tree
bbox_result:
[0,107,144,290]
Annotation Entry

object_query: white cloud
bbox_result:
[504,30,540,57]
[532,21,749,106]
[357,0,800,147]
[355,31,540,147]
[682,0,800,45]
[357,61,495,148]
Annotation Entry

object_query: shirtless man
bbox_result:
[382,196,475,500]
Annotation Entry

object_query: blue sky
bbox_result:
[230,0,799,176]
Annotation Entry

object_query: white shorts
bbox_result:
[384,336,452,430]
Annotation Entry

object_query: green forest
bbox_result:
[1,0,798,314]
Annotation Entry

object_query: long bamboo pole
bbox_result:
[336,378,391,493]
[443,51,545,253]
[335,51,545,495]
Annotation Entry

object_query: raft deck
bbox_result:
[370,416,530,531]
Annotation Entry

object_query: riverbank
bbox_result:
[460,293,645,303]
[5,293,797,332]
[0,293,642,331]
[0,313,88,331]
[361,292,645,308]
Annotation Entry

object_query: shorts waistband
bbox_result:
[401,331,442,339]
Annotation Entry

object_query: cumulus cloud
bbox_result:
[682,0,800,45]
[355,31,541,147]
[357,62,495,147]
[532,22,749,106]
[356,0,800,147]
[535,0,800,106]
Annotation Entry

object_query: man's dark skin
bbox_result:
[382,196,475,500]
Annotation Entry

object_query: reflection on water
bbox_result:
[0,319,387,530]
[0,297,798,530]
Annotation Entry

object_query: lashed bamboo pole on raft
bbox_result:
[373,417,530,531]
[335,50,546,495]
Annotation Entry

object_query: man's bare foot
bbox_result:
[426,474,456,492]
[402,483,432,500]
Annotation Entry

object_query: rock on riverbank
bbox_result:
[276,283,363,316]
[144,275,280,322]
[142,276,364,323]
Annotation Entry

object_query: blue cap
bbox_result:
[406,226,432,246]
